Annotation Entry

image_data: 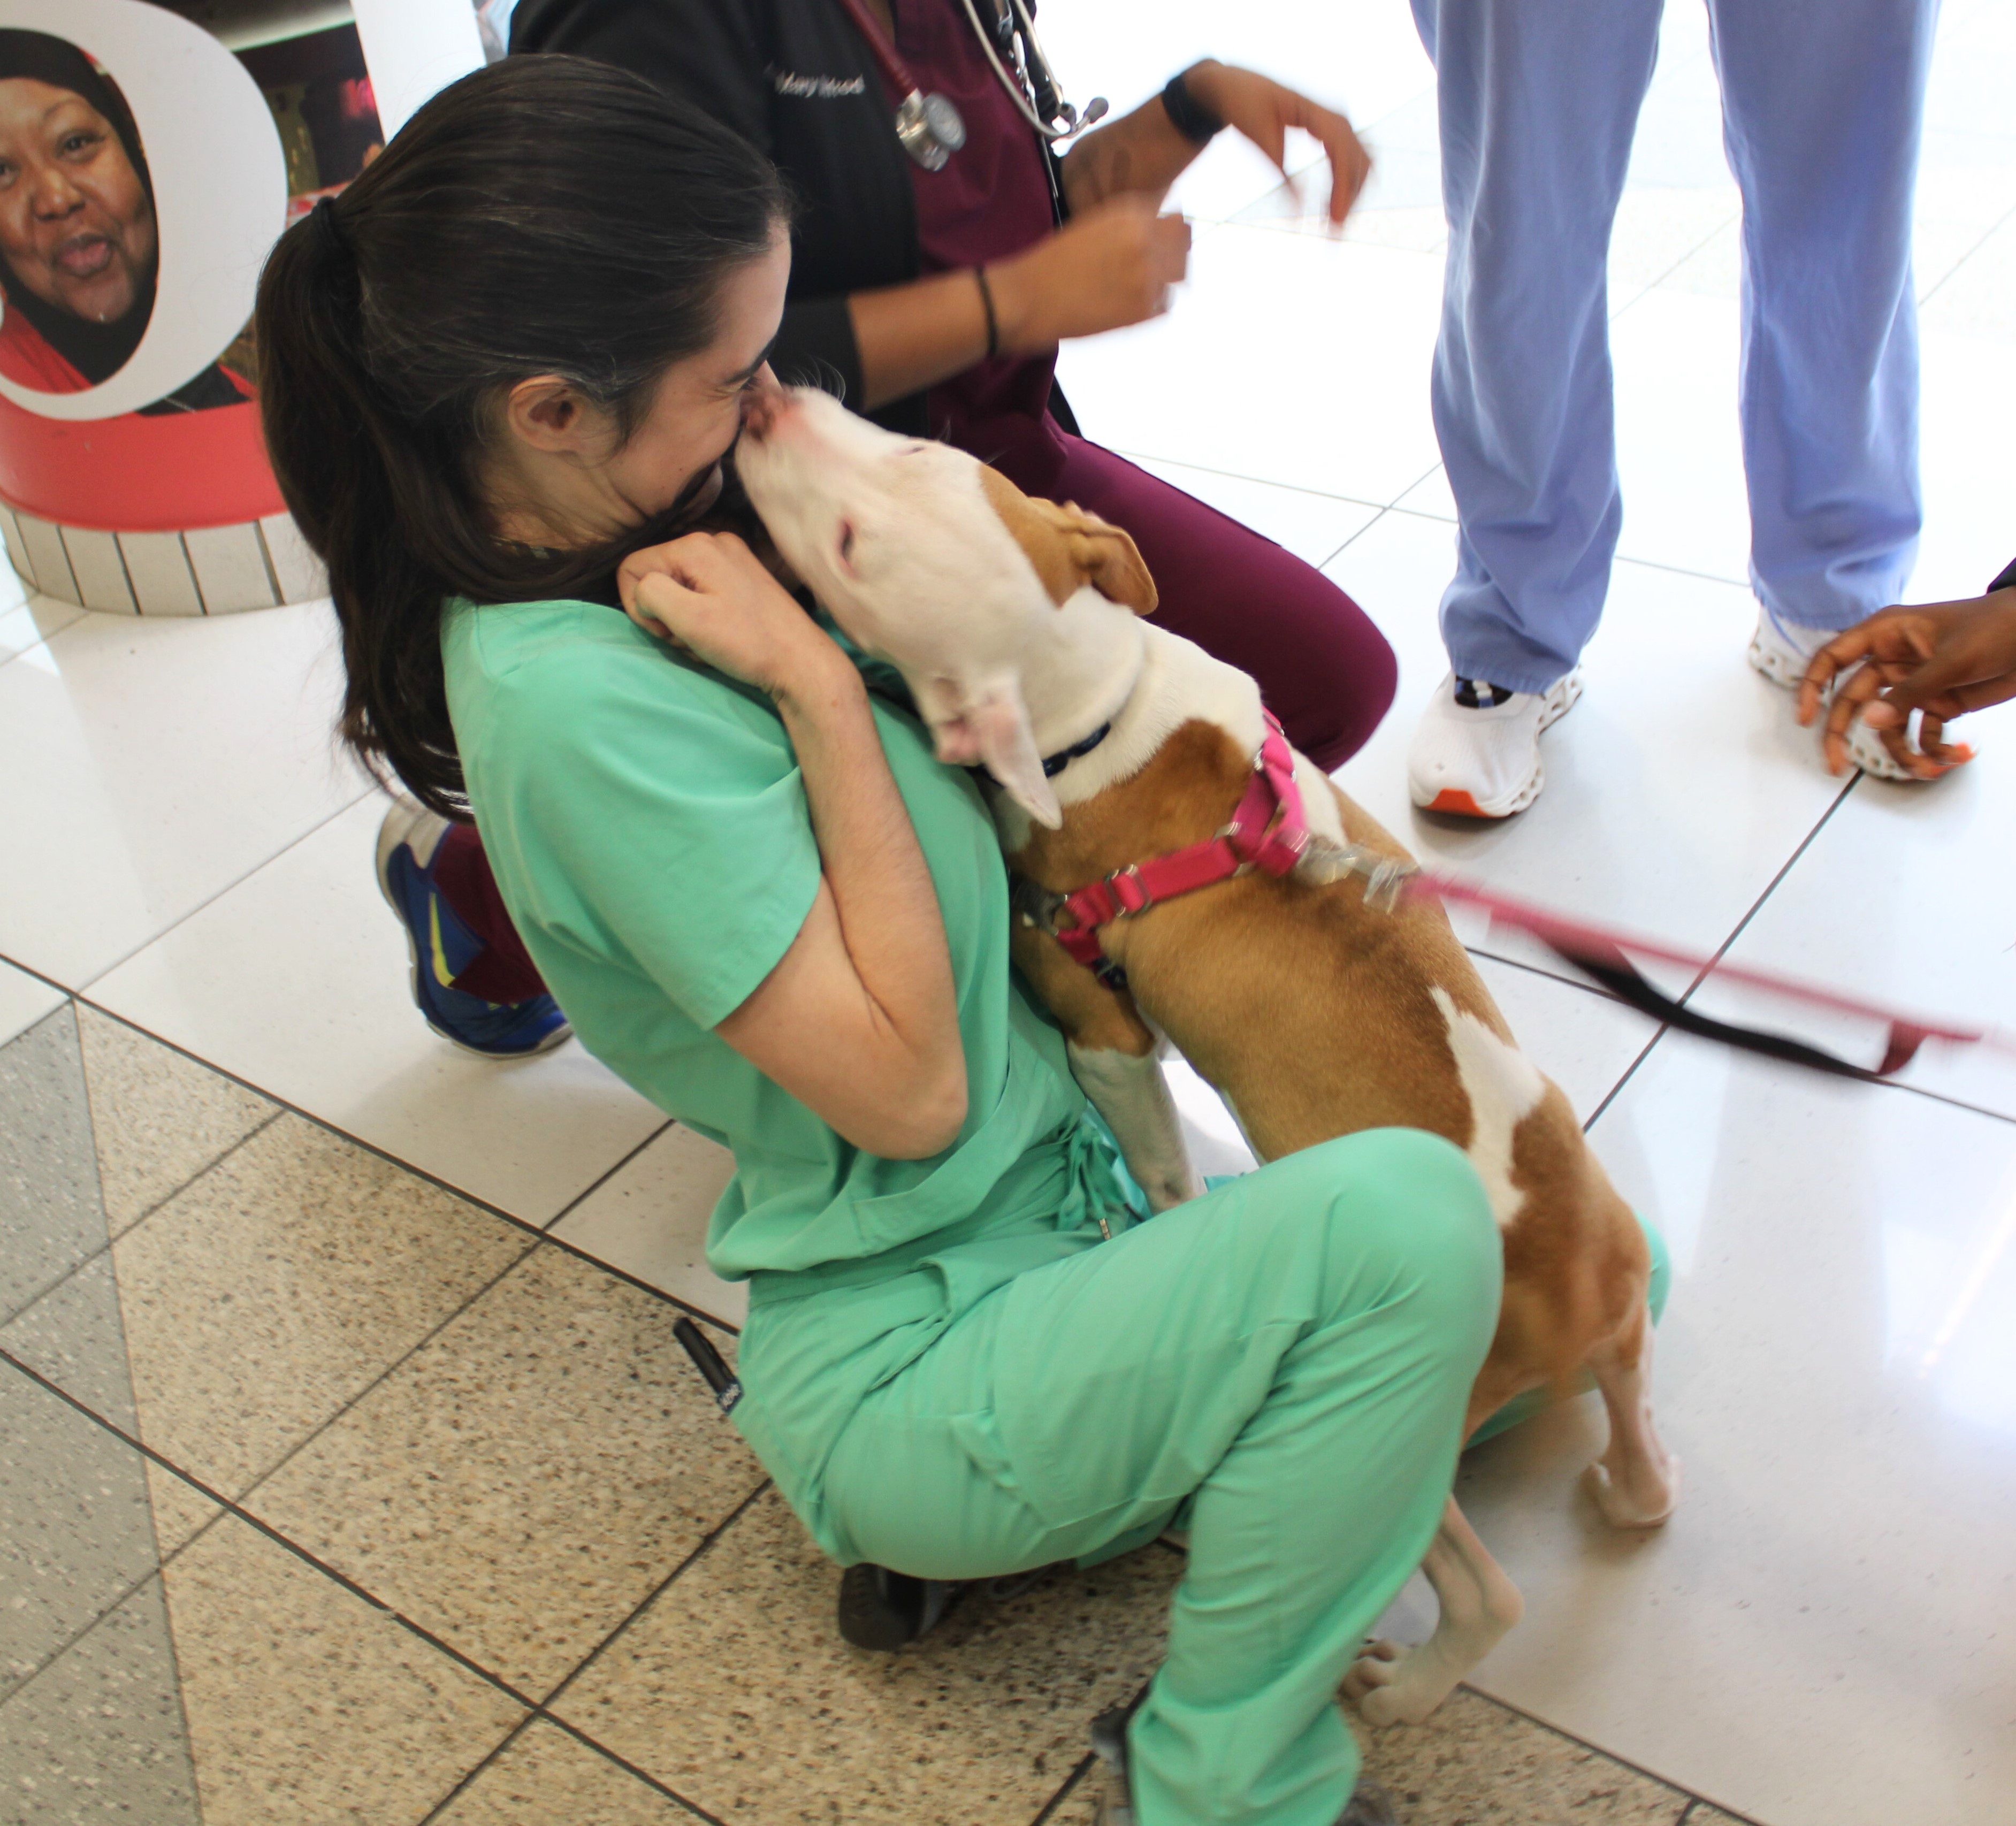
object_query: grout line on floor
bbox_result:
[1453,1683,1742,1820]
[526,1712,732,1826]
[45,999,758,1333]
[1577,1022,1670,1134]
[540,1119,675,1233]
[226,1240,539,1506]
[533,1477,772,1717]
[0,1105,286,1332]
[57,1000,559,1241]
[1111,447,1394,513]
[1915,197,2016,311]
[539,1226,745,1335]
[412,1713,543,1826]
[65,784,380,999]
[2,1337,752,1826]
[0,1343,547,1712]
[1676,771,1861,999]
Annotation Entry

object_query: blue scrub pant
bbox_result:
[1411,0,1939,692]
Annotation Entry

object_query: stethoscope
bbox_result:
[829,0,1108,172]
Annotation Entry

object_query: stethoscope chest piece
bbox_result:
[895,88,967,170]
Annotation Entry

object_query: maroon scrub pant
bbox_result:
[437,434,1397,1007]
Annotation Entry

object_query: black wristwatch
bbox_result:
[1991,556,2016,594]
[1161,65,1225,146]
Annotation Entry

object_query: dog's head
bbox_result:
[735,385,1155,827]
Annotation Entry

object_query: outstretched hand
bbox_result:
[1183,61,1372,228]
[1796,585,2016,777]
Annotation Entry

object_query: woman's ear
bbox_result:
[502,375,600,454]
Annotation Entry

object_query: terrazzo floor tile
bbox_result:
[248,1247,761,1697]
[0,962,62,1052]
[556,1489,1182,1825]
[0,1007,106,1322]
[548,1121,739,1326]
[0,1577,200,1826]
[432,1720,692,1826]
[1,1254,139,1435]
[1355,1692,1691,1826]
[162,1510,524,1826]
[74,1006,277,1235]
[0,1363,158,1702]
[110,1112,531,1500]
[1044,1691,1694,1826]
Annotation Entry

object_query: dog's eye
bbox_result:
[838,523,856,563]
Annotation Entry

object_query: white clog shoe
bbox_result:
[1406,668,1584,818]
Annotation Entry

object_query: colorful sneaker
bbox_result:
[375,796,572,1058]
[1748,608,1930,782]
[1406,668,1584,818]
[1087,1705,1399,1825]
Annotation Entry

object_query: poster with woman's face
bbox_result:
[0,6,383,414]
[0,1,483,545]
[0,51,156,344]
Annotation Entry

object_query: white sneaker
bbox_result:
[1747,606,1835,691]
[1747,607,1928,781]
[1407,668,1584,818]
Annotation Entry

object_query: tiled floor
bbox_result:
[4,2,2015,1821]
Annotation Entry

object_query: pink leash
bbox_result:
[1400,871,2009,1082]
[1025,717,2009,1084]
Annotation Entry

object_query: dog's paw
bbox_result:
[1584,1451,1681,1529]
[1342,1641,1430,1728]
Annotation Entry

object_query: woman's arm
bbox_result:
[1062,62,1371,228]
[619,533,967,1158]
[848,197,1190,408]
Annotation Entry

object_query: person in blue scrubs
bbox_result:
[1403,0,1940,819]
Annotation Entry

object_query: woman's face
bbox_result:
[0,76,156,327]
[596,233,792,526]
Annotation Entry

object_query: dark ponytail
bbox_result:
[254,55,789,815]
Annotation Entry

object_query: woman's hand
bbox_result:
[617,530,847,700]
[1061,61,1371,229]
[986,195,1192,353]
[1797,586,2016,777]
[1181,62,1372,228]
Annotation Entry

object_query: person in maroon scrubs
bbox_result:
[380,0,1396,1057]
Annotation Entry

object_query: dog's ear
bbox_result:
[976,468,1158,615]
[924,675,1062,829]
[1027,499,1159,616]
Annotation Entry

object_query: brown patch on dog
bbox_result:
[978,466,1158,615]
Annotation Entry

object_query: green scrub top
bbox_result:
[442,599,1138,1545]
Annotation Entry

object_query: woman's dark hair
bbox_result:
[0,31,156,382]
[255,55,789,814]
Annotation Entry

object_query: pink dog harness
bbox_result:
[1037,712,1310,970]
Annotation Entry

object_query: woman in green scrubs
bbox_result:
[253,56,1502,1826]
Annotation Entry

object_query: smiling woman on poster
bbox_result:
[0,28,249,410]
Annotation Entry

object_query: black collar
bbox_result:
[1041,722,1112,778]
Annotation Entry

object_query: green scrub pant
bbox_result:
[819,1129,1503,1826]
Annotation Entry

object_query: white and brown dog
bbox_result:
[736,387,1678,1725]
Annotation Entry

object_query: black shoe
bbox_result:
[1087,1706,1401,1824]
